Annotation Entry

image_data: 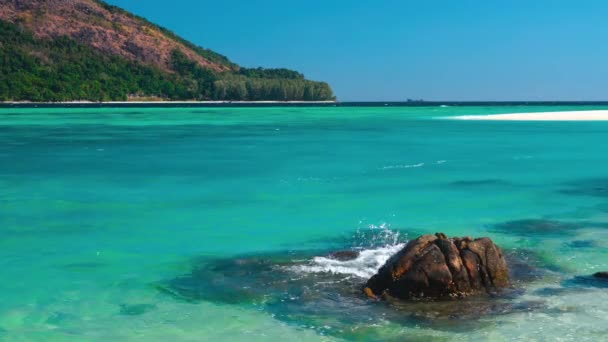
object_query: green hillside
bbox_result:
[0,14,334,102]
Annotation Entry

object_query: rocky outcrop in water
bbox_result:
[364,233,510,300]
[158,233,556,339]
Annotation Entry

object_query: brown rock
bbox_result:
[364,233,510,300]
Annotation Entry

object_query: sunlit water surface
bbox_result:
[1,105,608,341]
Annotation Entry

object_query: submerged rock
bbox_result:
[327,250,360,261]
[364,233,510,300]
[565,240,601,249]
[448,179,511,188]
[491,218,608,237]
[564,274,608,289]
[560,178,608,197]
[491,219,580,236]
[594,272,608,279]
[503,250,547,282]
[535,272,608,296]
[533,286,594,297]
[387,296,544,320]
[119,303,156,316]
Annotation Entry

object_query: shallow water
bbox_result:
[1,105,608,341]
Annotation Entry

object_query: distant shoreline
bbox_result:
[0,101,339,108]
[0,100,340,108]
[0,100,338,105]
[3,101,608,108]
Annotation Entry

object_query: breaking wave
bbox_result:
[290,243,405,278]
[289,227,406,278]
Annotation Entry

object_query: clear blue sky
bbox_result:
[106,0,608,101]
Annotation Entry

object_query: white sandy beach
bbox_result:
[451,110,608,121]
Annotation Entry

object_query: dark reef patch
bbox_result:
[490,219,608,237]
[598,203,608,213]
[45,312,78,326]
[594,272,608,279]
[533,286,594,297]
[559,178,608,198]
[4,223,103,237]
[158,251,321,305]
[489,219,608,239]
[491,219,581,237]
[188,110,224,115]
[564,240,602,249]
[62,262,106,271]
[448,179,511,188]
[119,304,157,316]
[563,275,608,289]
[535,272,608,297]
[387,297,545,321]
[504,248,557,281]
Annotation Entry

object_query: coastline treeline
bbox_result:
[0,21,334,102]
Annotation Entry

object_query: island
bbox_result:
[0,0,335,102]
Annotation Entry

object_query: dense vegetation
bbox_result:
[0,20,335,102]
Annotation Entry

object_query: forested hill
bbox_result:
[0,0,335,102]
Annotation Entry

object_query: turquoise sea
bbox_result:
[1,105,608,341]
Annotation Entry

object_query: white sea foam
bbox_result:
[291,243,405,279]
[290,226,406,279]
[380,163,425,170]
[380,160,446,170]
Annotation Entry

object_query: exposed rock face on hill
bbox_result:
[0,0,231,72]
[364,233,510,300]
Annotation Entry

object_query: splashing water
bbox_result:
[290,243,405,278]
[290,226,407,278]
